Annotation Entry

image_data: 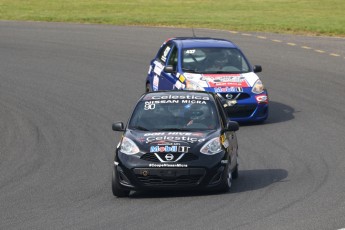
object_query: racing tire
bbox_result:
[232,164,239,179]
[216,164,232,193]
[145,83,151,92]
[112,166,130,197]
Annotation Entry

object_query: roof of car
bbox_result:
[169,37,238,49]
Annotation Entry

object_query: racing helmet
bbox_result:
[185,103,210,121]
[214,51,229,67]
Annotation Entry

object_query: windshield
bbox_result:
[128,97,219,131]
[182,47,250,74]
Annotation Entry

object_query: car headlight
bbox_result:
[185,80,205,91]
[252,79,265,94]
[200,137,222,155]
[120,137,140,155]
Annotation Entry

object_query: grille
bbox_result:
[140,153,160,162]
[133,168,205,187]
[179,153,198,162]
[219,92,250,100]
[225,104,257,118]
[136,175,202,186]
[140,152,198,162]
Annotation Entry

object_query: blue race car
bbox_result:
[146,37,269,123]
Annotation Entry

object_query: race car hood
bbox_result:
[183,72,259,91]
[125,129,219,155]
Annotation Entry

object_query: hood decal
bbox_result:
[183,72,259,88]
[202,74,249,87]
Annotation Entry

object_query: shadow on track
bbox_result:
[230,168,288,193]
[266,101,296,124]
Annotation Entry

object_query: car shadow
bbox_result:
[239,101,297,126]
[128,168,288,198]
[229,168,288,193]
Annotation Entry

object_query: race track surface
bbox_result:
[1,21,345,230]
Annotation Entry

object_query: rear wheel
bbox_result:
[112,166,130,197]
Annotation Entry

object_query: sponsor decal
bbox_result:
[202,74,249,87]
[185,49,195,54]
[220,135,225,144]
[144,132,203,136]
[220,134,229,148]
[221,160,228,164]
[181,100,206,104]
[144,132,205,144]
[150,145,190,153]
[223,139,229,148]
[153,62,164,75]
[146,136,204,144]
[174,80,184,89]
[144,99,207,105]
[153,75,159,91]
[179,75,186,83]
[150,95,209,100]
[255,95,268,104]
[214,87,243,93]
[149,163,188,168]
[145,100,179,106]
[143,94,209,105]
[161,46,171,62]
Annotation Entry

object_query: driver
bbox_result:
[206,51,230,71]
[185,104,215,128]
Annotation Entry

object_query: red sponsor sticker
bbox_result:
[203,74,249,87]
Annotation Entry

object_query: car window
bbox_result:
[129,96,219,131]
[182,48,250,74]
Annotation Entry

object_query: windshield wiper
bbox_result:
[157,128,192,131]
[182,68,199,73]
[210,71,240,74]
[130,126,150,131]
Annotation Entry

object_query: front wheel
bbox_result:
[217,164,232,193]
[232,164,239,179]
[112,166,130,197]
[145,83,151,92]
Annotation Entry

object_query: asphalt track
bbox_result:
[1,21,345,230]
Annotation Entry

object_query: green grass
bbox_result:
[1,0,345,36]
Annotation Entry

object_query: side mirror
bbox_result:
[164,65,174,73]
[112,122,124,131]
[253,65,262,73]
[225,121,239,132]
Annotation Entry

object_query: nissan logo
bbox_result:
[165,153,174,161]
[225,94,233,99]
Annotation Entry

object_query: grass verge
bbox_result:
[1,0,345,36]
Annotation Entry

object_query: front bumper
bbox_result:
[114,151,228,191]
[225,102,269,122]
[218,90,269,123]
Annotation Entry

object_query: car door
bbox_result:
[155,42,178,90]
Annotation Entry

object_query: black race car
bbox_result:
[112,91,240,197]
